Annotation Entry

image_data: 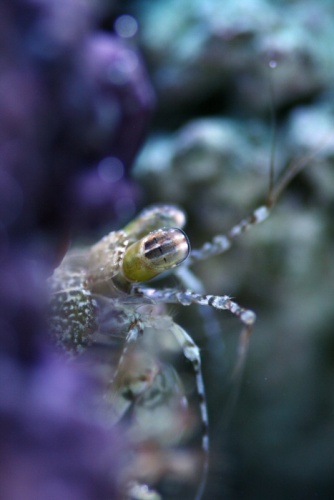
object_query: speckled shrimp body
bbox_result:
[49,206,209,499]
[48,191,291,499]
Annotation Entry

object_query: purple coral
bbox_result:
[0,0,154,498]
[0,357,124,500]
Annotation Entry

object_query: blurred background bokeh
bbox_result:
[121,0,334,499]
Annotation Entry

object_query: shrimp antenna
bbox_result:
[267,59,278,204]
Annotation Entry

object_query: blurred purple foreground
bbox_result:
[0,1,154,498]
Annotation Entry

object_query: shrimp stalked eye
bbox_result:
[122,227,190,282]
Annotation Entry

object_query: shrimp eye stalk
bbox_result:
[122,228,190,282]
[123,205,186,239]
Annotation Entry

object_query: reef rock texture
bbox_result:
[129,0,334,120]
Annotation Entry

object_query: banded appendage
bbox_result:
[187,153,313,265]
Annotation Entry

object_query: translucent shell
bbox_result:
[49,287,97,352]
[48,257,97,352]
[122,227,190,282]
